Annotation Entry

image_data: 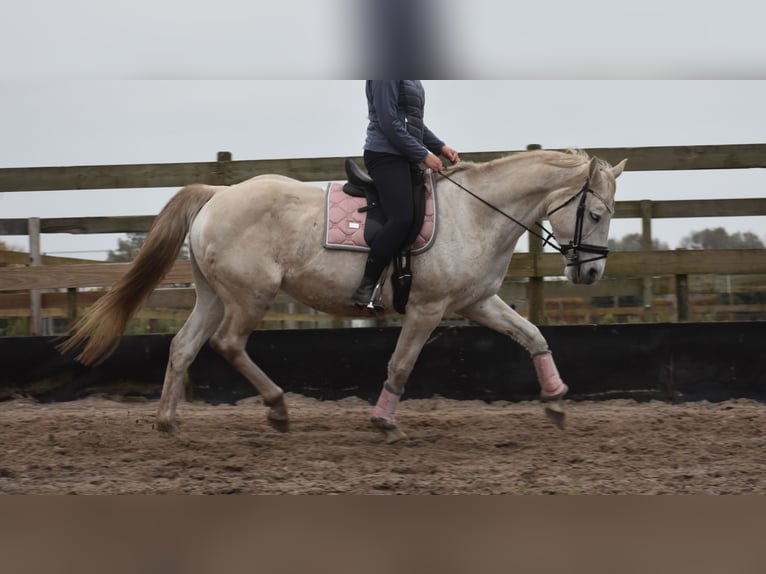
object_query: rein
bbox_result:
[438,171,611,267]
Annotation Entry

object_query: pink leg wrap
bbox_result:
[371,385,401,427]
[533,352,568,400]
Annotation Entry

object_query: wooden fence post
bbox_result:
[67,287,78,328]
[527,230,545,324]
[214,151,233,185]
[640,200,655,322]
[525,144,545,324]
[676,274,689,322]
[28,217,42,336]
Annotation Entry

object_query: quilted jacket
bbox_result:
[363,80,445,164]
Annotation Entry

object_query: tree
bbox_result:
[0,239,25,254]
[679,227,764,249]
[608,233,669,251]
[107,233,145,262]
[107,233,189,262]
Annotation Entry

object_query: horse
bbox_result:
[60,148,627,442]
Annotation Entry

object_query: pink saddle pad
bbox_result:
[323,170,437,254]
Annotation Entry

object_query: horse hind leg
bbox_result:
[156,285,224,433]
[209,306,289,432]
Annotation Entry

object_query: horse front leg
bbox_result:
[457,295,568,429]
[371,303,446,443]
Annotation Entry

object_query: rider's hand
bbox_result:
[441,145,460,164]
[424,151,444,172]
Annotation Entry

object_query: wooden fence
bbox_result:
[1,144,765,335]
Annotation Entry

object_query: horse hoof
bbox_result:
[264,395,289,432]
[371,416,396,430]
[155,419,179,434]
[268,416,290,433]
[267,408,290,433]
[541,383,569,403]
[384,427,407,443]
[371,416,406,443]
[544,402,566,431]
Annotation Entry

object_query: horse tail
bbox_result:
[58,184,217,365]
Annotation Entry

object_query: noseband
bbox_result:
[546,180,612,267]
[439,172,612,268]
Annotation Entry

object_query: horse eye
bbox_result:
[589,211,601,223]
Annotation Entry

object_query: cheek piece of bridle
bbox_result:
[545,180,612,267]
[439,173,611,268]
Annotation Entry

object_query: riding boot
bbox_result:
[351,256,387,310]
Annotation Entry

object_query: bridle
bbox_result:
[546,180,613,266]
[438,171,613,268]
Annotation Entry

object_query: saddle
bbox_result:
[342,158,428,250]
[324,159,436,313]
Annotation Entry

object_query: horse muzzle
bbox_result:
[563,244,609,285]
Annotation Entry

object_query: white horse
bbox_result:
[61,149,626,442]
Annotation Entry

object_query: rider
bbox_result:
[352,80,460,309]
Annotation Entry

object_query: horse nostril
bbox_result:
[588,268,599,280]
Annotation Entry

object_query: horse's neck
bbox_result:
[457,156,586,225]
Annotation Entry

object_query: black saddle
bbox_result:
[343,158,376,198]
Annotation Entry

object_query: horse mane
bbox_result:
[439,148,597,179]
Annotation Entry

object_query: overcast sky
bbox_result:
[1,1,764,258]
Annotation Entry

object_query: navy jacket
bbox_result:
[364,80,445,164]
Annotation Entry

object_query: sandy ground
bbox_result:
[0,394,764,494]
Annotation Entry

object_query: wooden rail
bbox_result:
[1,144,765,334]
[3,198,766,237]
[1,144,765,193]
[2,248,765,332]
[3,250,766,292]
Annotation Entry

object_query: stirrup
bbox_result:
[370,275,386,311]
[353,276,385,312]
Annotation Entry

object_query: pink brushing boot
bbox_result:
[533,351,569,401]
[370,382,401,430]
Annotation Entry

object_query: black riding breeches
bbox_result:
[363,150,416,263]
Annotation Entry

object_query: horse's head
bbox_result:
[547,156,627,285]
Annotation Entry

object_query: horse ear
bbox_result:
[587,157,603,184]
[611,158,628,179]
[588,157,600,181]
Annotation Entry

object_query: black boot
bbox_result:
[351,257,387,309]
